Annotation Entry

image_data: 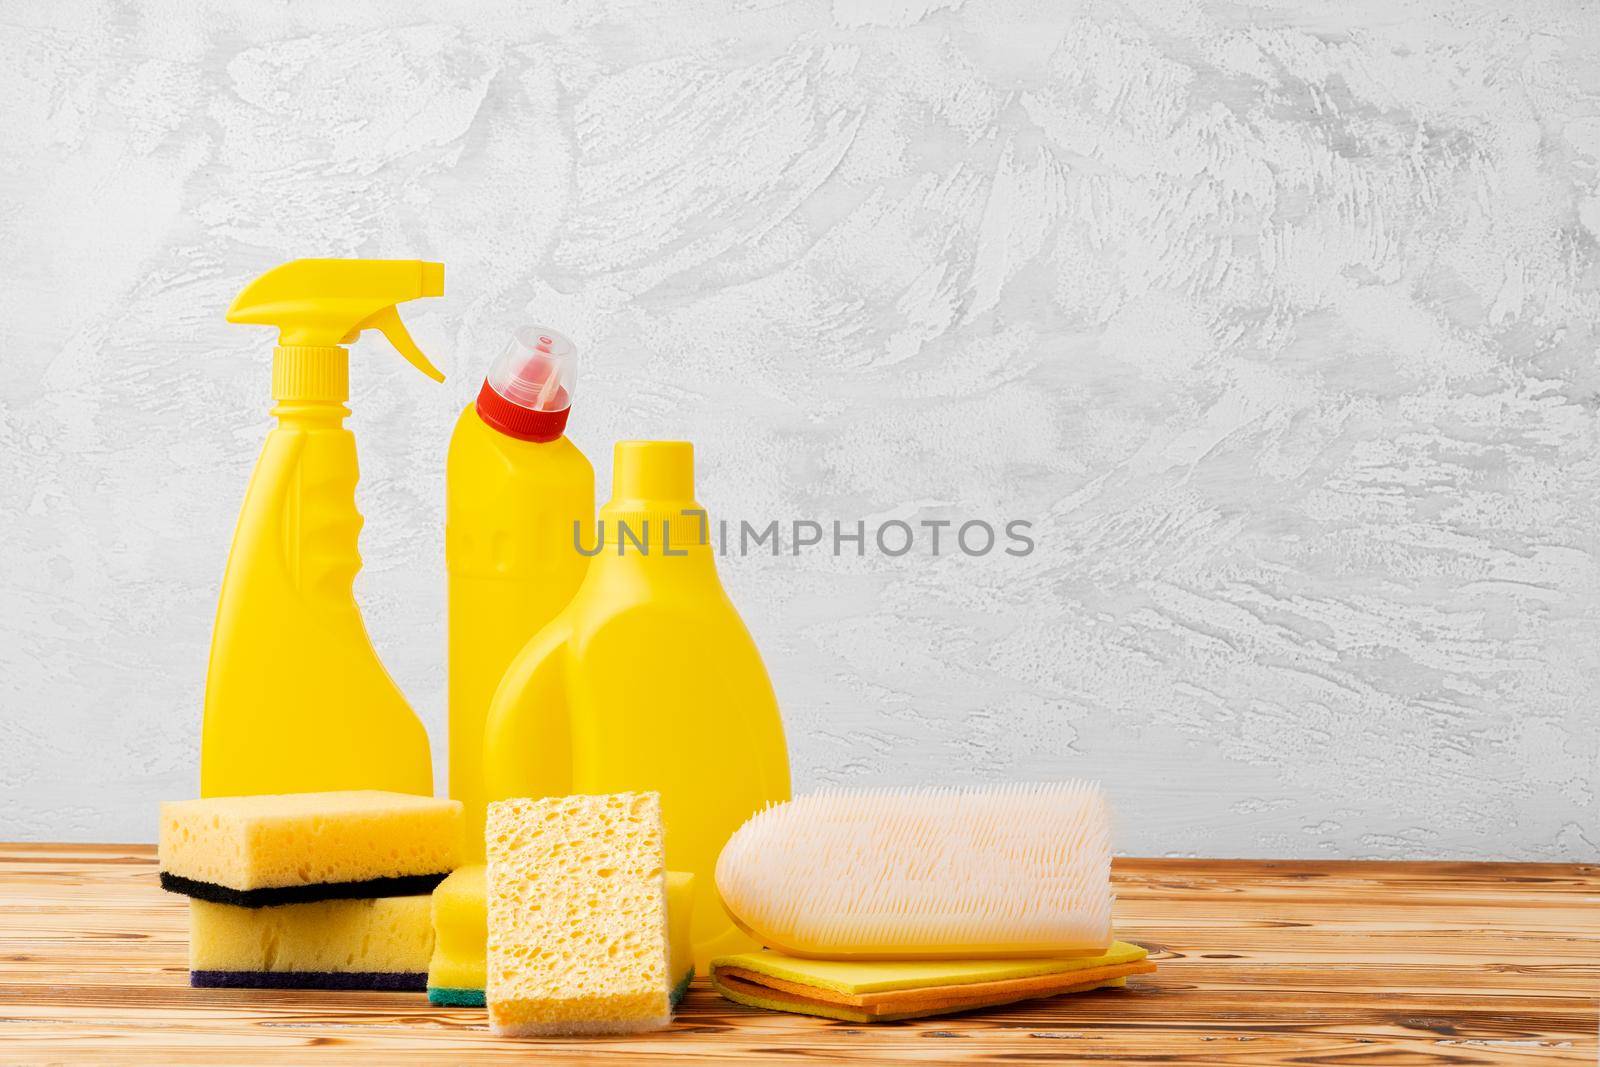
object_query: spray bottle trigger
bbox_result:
[348,304,446,383]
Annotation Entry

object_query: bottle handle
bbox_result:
[483,619,574,802]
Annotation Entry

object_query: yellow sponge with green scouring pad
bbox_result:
[486,793,682,1036]
[160,791,463,907]
[188,896,435,990]
[428,864,696,1010]
[664,871,696,1006]
[427,865,487,1006]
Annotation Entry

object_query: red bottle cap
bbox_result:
[474,327,577,443]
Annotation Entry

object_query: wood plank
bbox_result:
[0,844,1594,1064]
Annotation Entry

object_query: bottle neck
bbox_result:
[586,507,714,565]
[269,345,351,426]
[273,345,350,405]
[272,398,349,426]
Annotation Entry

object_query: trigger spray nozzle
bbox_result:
[347,304,445,383]
[227,258,446,403]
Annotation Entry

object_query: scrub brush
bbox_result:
[714,782,1112,960]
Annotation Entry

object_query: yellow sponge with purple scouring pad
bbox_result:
[188,896,435,990]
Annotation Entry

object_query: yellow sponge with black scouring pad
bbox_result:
[159,791,462,907]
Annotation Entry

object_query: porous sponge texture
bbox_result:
[161,791,462,891]
[188,896,434,976]
[716,782,1113,959]
[428,864,695,1008]
[428,864,486,992]
[487,793,671,1037]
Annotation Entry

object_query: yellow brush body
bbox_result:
[715,782,1113,960]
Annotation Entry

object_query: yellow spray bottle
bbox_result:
[483,441,791,969]
[201,259,445,798]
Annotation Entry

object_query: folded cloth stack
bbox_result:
[709,943,1155,1022]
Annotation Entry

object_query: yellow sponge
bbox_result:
[188,896,434,990]
[160,791,462,906]
[429,864,697,1011]
[486,793,673,1036]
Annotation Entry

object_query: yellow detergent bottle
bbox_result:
[201,258,445,798]
[447,327,593,858]
[483,441,791,969]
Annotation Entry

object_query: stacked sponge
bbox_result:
[160,791,462,990]
[163,787,695,1032]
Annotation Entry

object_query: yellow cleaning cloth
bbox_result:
[710,941,1153,1023]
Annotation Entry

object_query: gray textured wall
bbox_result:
[2,1,1597,858]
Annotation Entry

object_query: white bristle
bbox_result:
[714,781,1113,959]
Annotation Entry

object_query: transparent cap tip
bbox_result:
[486,326,577,414]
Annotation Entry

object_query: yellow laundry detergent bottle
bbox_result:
[446,327,593,857]
[483,441,791,968]
[201,259,445,798]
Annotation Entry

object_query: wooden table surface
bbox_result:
[1,844,1595,1065]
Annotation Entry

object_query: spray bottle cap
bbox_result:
[227,259,446,402]
[474,326,578,442]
